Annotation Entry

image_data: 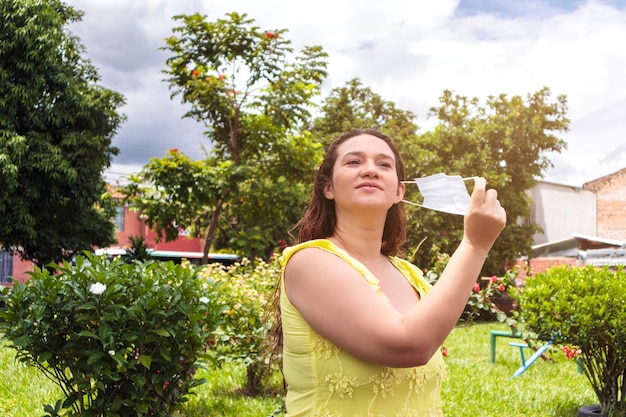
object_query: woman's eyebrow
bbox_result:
[341,151,395,160]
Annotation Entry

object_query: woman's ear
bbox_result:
[323,181,334,200]
[395,182,405,203]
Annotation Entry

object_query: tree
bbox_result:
[409,88,569,274]
[125,12,327,260]
[311,78,422,148]
[0,0,126,267]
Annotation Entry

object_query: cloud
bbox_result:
[66,0,626,186]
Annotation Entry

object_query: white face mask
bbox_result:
[401,173,474,216]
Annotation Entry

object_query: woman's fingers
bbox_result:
[464,177,507,253]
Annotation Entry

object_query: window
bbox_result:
[0,251,13,284]
[114,206,125,231]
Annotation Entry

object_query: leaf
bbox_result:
[138,354,152,369]
[78,330,100,340]
[150,328,171,337]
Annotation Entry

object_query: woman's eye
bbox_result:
[379,162,393,168]
[346,160,360,165]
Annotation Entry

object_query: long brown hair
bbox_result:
[269,128,408,392]
[292,128,407,256]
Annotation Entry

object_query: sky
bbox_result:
[65,0,626,187]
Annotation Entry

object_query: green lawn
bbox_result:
[1,322,596,416]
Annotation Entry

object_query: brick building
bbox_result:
[583,167,626,241]
[1,194,207,286]
[521,168,626,277]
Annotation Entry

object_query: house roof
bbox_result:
[532,233,625,255]
[532,233,626,266]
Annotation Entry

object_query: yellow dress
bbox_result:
[280,239,446,417]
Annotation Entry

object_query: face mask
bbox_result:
[401,173,474,216]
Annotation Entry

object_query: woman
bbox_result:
[278,128,506,416]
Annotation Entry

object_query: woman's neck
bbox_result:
[330,221,384,261]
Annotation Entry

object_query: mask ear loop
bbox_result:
[399,176,476,208]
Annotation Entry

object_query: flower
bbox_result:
[199,296,209,304]
[89,282,106,295]
[108,350,115,356]
[472,283,481,293]
[562,345,581,359]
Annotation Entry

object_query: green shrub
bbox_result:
[199,257,280,396]
[0,254,223,417]
[515,265,626,416]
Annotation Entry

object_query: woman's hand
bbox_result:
[463,177,507,254]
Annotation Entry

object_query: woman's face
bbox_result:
[324,134,405,212]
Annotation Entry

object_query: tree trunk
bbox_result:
[202,197,222,264]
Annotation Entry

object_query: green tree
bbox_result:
[0,0,126,267]
[123,149,222,248]
[311,78,422,149]
[125,12,327,260]
[410,88,569,274]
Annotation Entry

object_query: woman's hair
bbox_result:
[293,128,407,256]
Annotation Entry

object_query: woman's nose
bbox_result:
[360,160,379,177]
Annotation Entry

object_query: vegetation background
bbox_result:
[1,323,597,417]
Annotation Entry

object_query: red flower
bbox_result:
[441,346,449,358]
[265,30,279,39]
[169,148,178,153]
[490,275,498,283]
[498,284,506,292]
[562,345,581,359]
[473,283,481,293]
[191,69,199,76]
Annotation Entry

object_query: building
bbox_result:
[1,191,211,286]
[528,180,597,245]
[583,167,626,241]
[522,169,626,276]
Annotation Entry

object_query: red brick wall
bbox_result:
[116,206,203,252]
[0,253,35,285]
[514,257,580,282]
[7,204,205,285]
[114,206,149,248]
[584,168,626,240]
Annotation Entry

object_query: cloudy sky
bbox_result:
[65,0,626,187]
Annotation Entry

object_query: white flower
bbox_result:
[108,350,115,356]
[89,282,107,295]
[199,296,209,304]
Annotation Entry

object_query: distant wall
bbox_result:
[528,181,596,244]
[584,168,626,240]
[515,257,580,283]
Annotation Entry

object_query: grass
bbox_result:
[1,322,597,416]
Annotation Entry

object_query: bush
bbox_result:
[424,249,517,323]
[0,254,223,417]
[199,257,280,396]
[515,265,626,417]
